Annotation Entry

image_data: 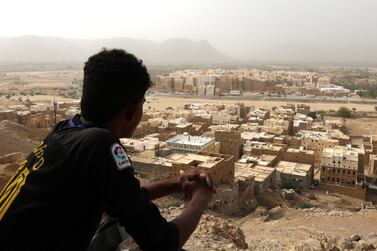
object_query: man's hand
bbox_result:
[142,168,215,201]
[188,180,213,210]
[172,170,214,248]
[179,168,216,193]
[179,169,215,200]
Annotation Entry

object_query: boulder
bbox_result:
[341,238,356,250]
[292,238,322,251]
[351,234,361,242]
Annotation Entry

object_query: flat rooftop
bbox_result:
[322,146,360,162]
[166,134,214,147]
[325,119,343,125]
[235,165,275,183]
[132,152,224,169]
[208,124,240,132]
[241,131,274,140]
[276,161,312,177]
[251,144,282,151]
[238,154,278,166]
[175,122,193,128]
[330,129,349,139]
[286,148,314,154]
[297,130,328,138]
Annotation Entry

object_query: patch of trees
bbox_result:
[306,112,317,119]
[356,85,377,98]
[336,107,352,118]
[282,177,303,194]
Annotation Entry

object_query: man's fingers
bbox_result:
[200,173,216,193]
[211,183,216,194]
[186,171,202,182]
[204,173,216,193]
[179,170,189,188]
[183,168,215,193]
[199,173,210,187]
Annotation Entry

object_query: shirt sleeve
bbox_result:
[88,132,179,251]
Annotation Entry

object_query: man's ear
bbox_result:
[123,104,137,122]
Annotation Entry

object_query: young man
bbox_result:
[0,49,214,250]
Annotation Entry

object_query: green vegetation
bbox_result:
[336,107,352,118]
[331,69,374,87]
[282,178,302,194]
[356,85,377,98]
[301,202,315,209]
[306,111,317,119]
[329,69,377,98]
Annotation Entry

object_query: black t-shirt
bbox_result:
[0,114,179,251]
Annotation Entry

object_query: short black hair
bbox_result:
[81,48,152,124]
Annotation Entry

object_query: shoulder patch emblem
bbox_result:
[111,143,131,170]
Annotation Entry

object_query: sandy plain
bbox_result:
[146,95,377,112]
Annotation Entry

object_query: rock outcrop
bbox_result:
[291,232,377,251]
[161,206,249,250]
[0,152,27,190]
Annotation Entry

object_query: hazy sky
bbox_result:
[1,0,377,62]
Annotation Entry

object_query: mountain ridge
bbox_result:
[0,35,232,64]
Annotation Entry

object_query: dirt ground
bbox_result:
[0,71,81,92]
[5,94,377,114]
[0,70,376,113]
[344,117,377,136]
[146,95,377,112]
[324,115,377,136]
[239,208,377,251]
[237,190,377,250]
[13,95,78,104]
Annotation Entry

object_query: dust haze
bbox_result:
[1,0,377,65]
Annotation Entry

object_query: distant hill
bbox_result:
[0,36,232,64]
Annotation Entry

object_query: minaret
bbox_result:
[53,91,57,126]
